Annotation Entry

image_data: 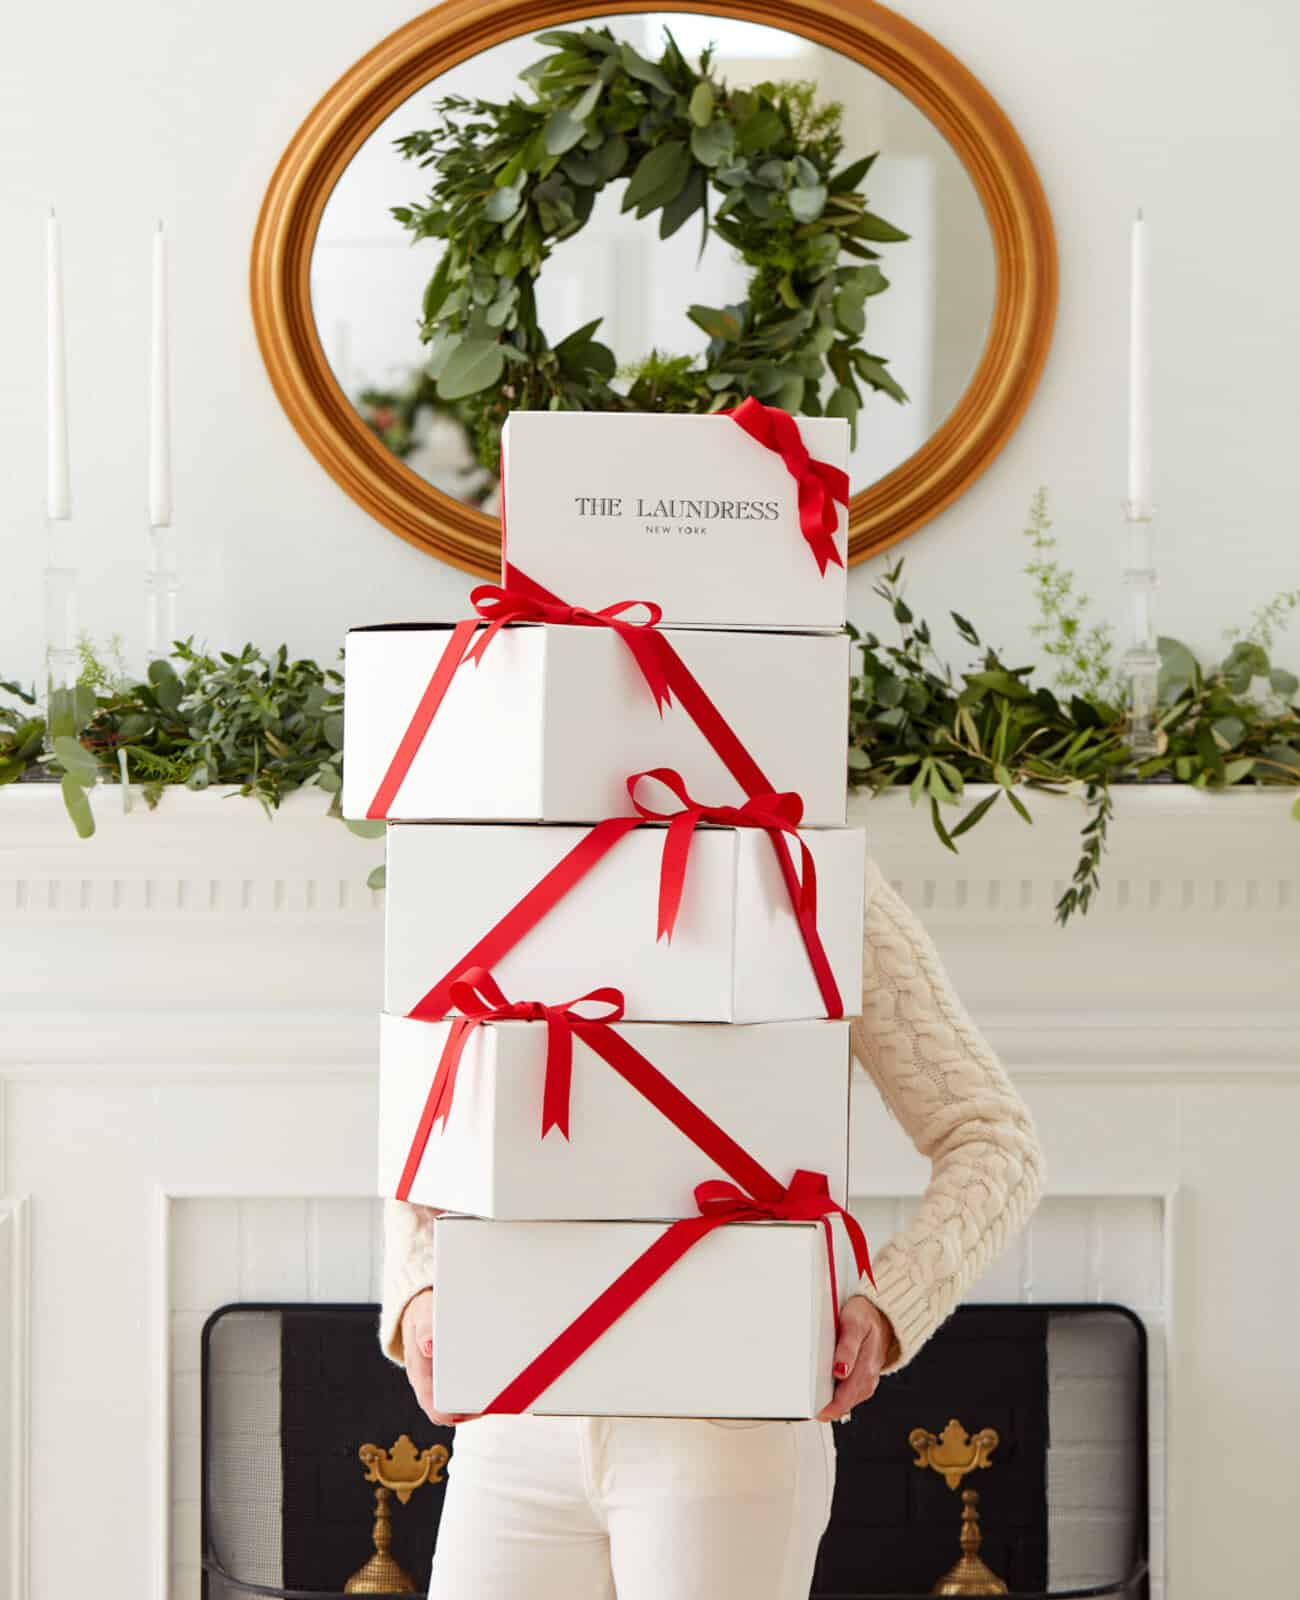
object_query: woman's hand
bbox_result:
[399,1288,476,1427]
[816,1295,894,1422]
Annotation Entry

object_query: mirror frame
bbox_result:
[251,0,1057,577]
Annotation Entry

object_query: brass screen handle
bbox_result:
[345,1434,452,1594]
[909,1419,1007,1597]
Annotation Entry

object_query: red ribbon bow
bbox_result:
[482,1167,873,1415]
[365,567,773,819]
[725,398,849,576]
[625,768,842,1018]
[693,1169,872,1297]
[467,583,673,713]
[626,767,810,939]
[395,968,624,1198]
[399,965,798,1205]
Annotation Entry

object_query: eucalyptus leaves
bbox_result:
[848,547,1300,925]
[1,643,349,841]
[392,25,908,467]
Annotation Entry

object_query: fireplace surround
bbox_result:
[4,780,1298,1597]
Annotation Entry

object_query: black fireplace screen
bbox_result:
[200,1302,1149,1599]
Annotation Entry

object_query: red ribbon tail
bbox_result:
[394,1017,476,1201]
[483,1214,720,1414]
[821,1216,843,1343]
[825,1190,873,1286]
[794,834,819,925]
[621,627,674,714]
[430,1017,474,1129]
[467,613,516,665]
[808,528,842,577]
[818,459,851,510]
[409,817,642,1019]
[541,1013,573,1141]
[366,618,479,819]
[796,478,845,576]
[657,810,699,942]
[816,470,846,571]
[766,832,843,1019]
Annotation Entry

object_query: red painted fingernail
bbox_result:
[420,1338,433,1356]
[833,1361,848,1378]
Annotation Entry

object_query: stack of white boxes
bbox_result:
[344,411,868,1419]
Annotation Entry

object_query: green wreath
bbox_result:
[393,25,909,471]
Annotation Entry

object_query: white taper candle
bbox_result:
[149,221,173,528]
[46,209,71,521]
[1127,209,1152,518]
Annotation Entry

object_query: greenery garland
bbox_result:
[5,499,1299,919]
[392,25,909,470]
[847,498,1300,923]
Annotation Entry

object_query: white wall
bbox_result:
[2,0,1297,688]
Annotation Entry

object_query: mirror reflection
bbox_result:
[311,12,995,513]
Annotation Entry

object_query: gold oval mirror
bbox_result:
[251,0,1056,577]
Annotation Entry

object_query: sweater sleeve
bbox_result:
[848,859,1045,1374]
[378,1198,437,1366]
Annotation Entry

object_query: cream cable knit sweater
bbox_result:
[377,857,1044,1372]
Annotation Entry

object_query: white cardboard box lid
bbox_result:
[501,411,849,630]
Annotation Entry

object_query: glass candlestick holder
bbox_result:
[1121,501,1161,759]
[43,514,79,735]
[145,521,180,662]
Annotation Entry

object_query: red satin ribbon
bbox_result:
[482,1169,873,1415]
[724,398,849,576]
[402,780,843,1023]
[365,567,773,819]
[627,768,843,1020]
[395,970,625,1204]
[406,814,642,1020]
[497,567,774,799]
[366,617,480,821]
[396,968,790,1207]
[468,583,672,712]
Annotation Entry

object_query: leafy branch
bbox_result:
[849,545,1300,923]
[2,641,367,857]
[1021,487,1116,698]
[392,24,909,468]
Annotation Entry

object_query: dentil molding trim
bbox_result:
[2,783,1297,1073]
[0,785,382,920]
[2,782,1296,917]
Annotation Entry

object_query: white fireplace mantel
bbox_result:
[2,780,1296,1069]
[2,780,1298,1599]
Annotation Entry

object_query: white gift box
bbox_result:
[342,623,848,825]
[383,822,866,1023]
[431,1213,863,1418]
[501,411,849,631]
[378,1014,850,1218]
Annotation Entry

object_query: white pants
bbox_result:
[428,1413,836,1599]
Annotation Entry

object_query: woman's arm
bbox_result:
[849,859,1045,1374]
[378,1197,438,1364]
